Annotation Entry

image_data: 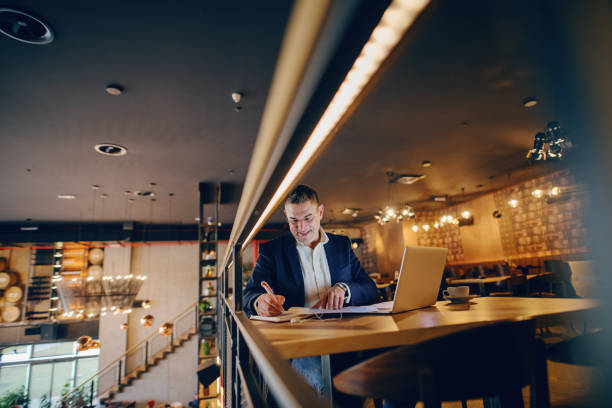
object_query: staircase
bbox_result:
[60,303,200,405]
[109,327,198,397]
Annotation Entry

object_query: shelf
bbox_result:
[201,259,217,266]
[200,294,216,298]
[200,277,217,281]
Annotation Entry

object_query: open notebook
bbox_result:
[249,245,448,321]
[249,307,310,322]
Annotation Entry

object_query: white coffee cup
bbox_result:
[443,286,469,298]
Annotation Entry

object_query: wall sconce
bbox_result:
[350,238,363,249]
[458,211,474,226]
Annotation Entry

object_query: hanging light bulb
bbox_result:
[411,225,419,232]
[422,224,430,231]
[141,314,154,327]
[159,322,174,337]
[508,199,519,208]
[532,189,543,198]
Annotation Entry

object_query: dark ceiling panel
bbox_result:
[0,0,292,224]
[300,0,572,225]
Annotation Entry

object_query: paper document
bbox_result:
[249,307,311,322]
[292,301,394,315]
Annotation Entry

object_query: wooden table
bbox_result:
[252,297,598,405]
[447,275,511,296]
[252,297,599,359]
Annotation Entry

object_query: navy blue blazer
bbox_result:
[243,232,377,316]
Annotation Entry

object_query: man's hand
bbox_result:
[312,285,346,310]
[254,293,286,316]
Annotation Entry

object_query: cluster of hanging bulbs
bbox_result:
[374,204,415,225]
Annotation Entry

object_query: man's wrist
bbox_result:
[334,282,351,304]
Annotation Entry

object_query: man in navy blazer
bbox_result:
[243,185,377,402]
[243,185,377,317]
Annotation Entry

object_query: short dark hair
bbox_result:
[285,185,319,205]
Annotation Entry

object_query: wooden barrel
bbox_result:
[0,272,17,289]
[88,248,104,265]
[62,248,88,258]
[62,256,87,271]
[4,286,23,303]
[87,265,103,279]
[2,305,21,322]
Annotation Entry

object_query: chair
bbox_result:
[489,264,523,297]
[546,330,605,366]
[472,265,489,278]
[531,261,579,298]
[333,320,550,408]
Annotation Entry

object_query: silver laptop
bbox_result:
[298,245,448,315]
[372,245,448,314]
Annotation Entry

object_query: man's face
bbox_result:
[284,199,324,246]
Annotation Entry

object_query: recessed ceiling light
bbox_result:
[105,84,124,95]
[0,8,54,44]
[95,143,127,156]
[522,97,538,108]
[57,194,76,200]
[134,191,155,197]
[433,195,447,202]
[421,160,431,168]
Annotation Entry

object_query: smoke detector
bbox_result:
[0,8,54,44]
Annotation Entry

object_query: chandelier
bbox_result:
[374,204,415,225]
[526,121,572,161]
[56,275,147,318]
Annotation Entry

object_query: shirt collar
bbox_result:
[296,227,328,248]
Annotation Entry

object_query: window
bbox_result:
[28,364,52,407]
[32,342,74,358]
[0,364,27,395]
[0,341,99,403]
[0,346,30,363]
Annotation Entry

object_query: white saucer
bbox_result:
[443,294,479,303]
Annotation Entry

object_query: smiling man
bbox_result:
[243,184,377,317]
[243,185,377,400]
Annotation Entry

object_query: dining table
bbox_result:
[251,297,600,405]
[446,275,511,295]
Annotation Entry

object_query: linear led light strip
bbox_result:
[243,0,430,248]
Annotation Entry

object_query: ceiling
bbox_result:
[0,0,292,225]
[300,0,572,225]
[0,0,579,233]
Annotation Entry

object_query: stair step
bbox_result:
[98,325,199,398]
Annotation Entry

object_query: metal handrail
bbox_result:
[223,296,327,408]
[59,301,198,404]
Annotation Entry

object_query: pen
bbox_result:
[261,281,284,310]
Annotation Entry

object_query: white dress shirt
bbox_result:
[295,228,350,307]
